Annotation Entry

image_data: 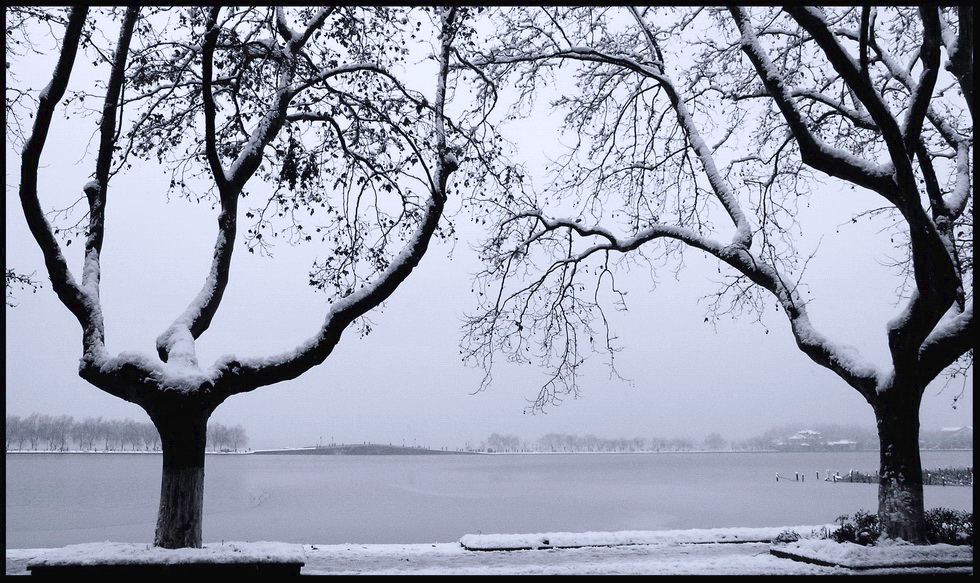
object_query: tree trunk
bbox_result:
[150,406,211,549]
[874,391,927,543]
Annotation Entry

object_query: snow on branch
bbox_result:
[157,8,370,365]
[784,6,911,176]
[18,7,102,340]
[899,7,941,156]
[205,8,466,397]
[730,7,901,202]
[917,302,974,385]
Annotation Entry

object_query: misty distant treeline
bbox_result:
[477,424,973,453]
[5,414,248,453]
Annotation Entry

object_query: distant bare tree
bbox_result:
[703,433,727,452]
[464,6,972,543]
[206,422,245,452]
[119,419,141,451]
[71,417,101,451]
[23,413,42,451]
[484,432,520,452]
[35,414,58,450]
[50,414,74,451]
[139,421,161,452]
[228,424,248,451]
[5,416,25,451]
[11,6,501,548]
[205,422,227,452]
[102,419,123,451]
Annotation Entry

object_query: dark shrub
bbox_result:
[831,510,880,546]
[831,508,973,546]
[772,529,800,544]
[924,508,973,546]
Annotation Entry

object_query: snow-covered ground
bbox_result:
[6,526,972,575]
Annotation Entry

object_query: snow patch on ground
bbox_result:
[774,537,973,569]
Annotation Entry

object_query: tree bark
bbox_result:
[148,404,212,549]
[873,389,927,544]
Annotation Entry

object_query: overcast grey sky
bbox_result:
[6,167,972,450]
[5,8,972,452]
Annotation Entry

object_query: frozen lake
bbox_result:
[5,450,972,548]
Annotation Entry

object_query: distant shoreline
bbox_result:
[6,447,973,456]
[251,444,479,456]
[4,450,245,455]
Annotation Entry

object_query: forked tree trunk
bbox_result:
[149,405,211,549]
[874,391,927,544]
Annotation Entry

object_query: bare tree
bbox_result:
[464,6,972,543]
[12,6,499,548]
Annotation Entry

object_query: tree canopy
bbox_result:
[461,6,972,543]
[8,6,509,548]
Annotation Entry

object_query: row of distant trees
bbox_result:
[5,414,248,453]
[479,425,973,453]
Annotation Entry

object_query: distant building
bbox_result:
[784,429,822,451]
[792,430,821,438]
[826,439,859,452]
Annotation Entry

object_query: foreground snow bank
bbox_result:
[7,527,972,576]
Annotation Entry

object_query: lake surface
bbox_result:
[5,450,973,549]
